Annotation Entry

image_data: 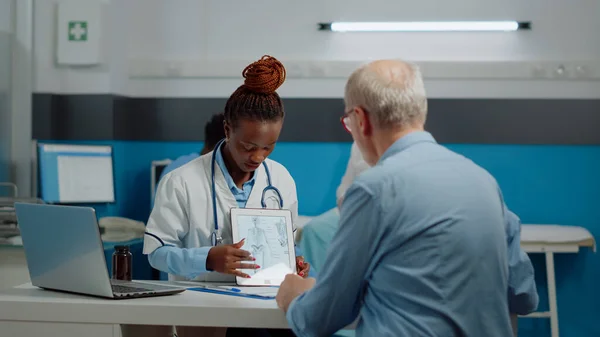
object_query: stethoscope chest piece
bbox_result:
[211,231,223,246]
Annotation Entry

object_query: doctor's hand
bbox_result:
[276,274,316,313]
[206,239,259,278]
[296,256,310,278]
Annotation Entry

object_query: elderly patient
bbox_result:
[277,59,538,337]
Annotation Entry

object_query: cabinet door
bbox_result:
[0,321,115,337]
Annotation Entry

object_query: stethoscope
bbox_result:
[210,139,283,246]
[144,138,284,248]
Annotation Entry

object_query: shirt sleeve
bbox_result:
[148,246,212,279]
[504,205,539,315]
[144,173,216,278]
[287,182,379,337]
[143,173,190,254]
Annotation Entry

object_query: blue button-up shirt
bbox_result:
[214,144,256,208]
[286,131,538,337]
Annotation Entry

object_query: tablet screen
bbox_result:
[236,214,295,284]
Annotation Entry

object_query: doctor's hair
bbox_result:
[224,55,286,127]
[344,60,428,129]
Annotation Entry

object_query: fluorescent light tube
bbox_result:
[319,21,530,32]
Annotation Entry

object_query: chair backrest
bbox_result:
[150,159,172,199]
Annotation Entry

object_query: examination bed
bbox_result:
[519,224,595,337]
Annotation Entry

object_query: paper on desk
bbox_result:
[218,286,279,297]
[250,262,294,280]
[133,280,279,297]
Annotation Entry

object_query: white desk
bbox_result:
[520,224,596,337]
[2,224,594,337]
[0,283,288,337]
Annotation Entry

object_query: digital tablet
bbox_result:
[230,208,297,286]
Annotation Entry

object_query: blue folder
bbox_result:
[188,287,276,300]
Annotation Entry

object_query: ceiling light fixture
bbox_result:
[318,21,531,32]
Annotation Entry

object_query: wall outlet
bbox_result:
[574,65,590,79]
[552,64,569,79]
[530,64,547,79]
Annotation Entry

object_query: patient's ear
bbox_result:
[355,106,373,136]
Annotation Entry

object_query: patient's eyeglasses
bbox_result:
[340,109,353,133]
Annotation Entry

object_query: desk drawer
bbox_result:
[0,321,116,337]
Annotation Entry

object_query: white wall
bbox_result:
[0,0,11,31]
[34,0,600,98]
[128,0,600,62]
[0,0,13,184]
[7,0,33,197]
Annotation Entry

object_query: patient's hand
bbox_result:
[276,274,316,313]
[296,256,311,278]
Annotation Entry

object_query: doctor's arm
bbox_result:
[504,205,539,315]
[286,183,379,336]
[144,174,212,279]
[148,246,212,279]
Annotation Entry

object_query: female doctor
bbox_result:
[144,55,310,283]
[138,56,310,337]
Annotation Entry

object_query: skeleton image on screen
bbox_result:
[248,216,270,268]
[237,214,291,277]
[275,218,288,248]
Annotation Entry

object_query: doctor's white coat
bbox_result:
[143,152,298,282]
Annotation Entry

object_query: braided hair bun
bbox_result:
[242,55,286,94]
[224,55,286,127]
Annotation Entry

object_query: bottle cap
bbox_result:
[115,245,130,251]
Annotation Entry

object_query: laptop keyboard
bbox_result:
[112,284,152,294]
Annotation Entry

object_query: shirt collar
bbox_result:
[214,143,256,192]
[378,131,437,164]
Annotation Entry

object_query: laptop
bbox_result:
[14,203,185,299]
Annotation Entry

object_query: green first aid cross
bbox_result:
[68,21,88,41]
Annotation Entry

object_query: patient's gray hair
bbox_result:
[344,60,428,129]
